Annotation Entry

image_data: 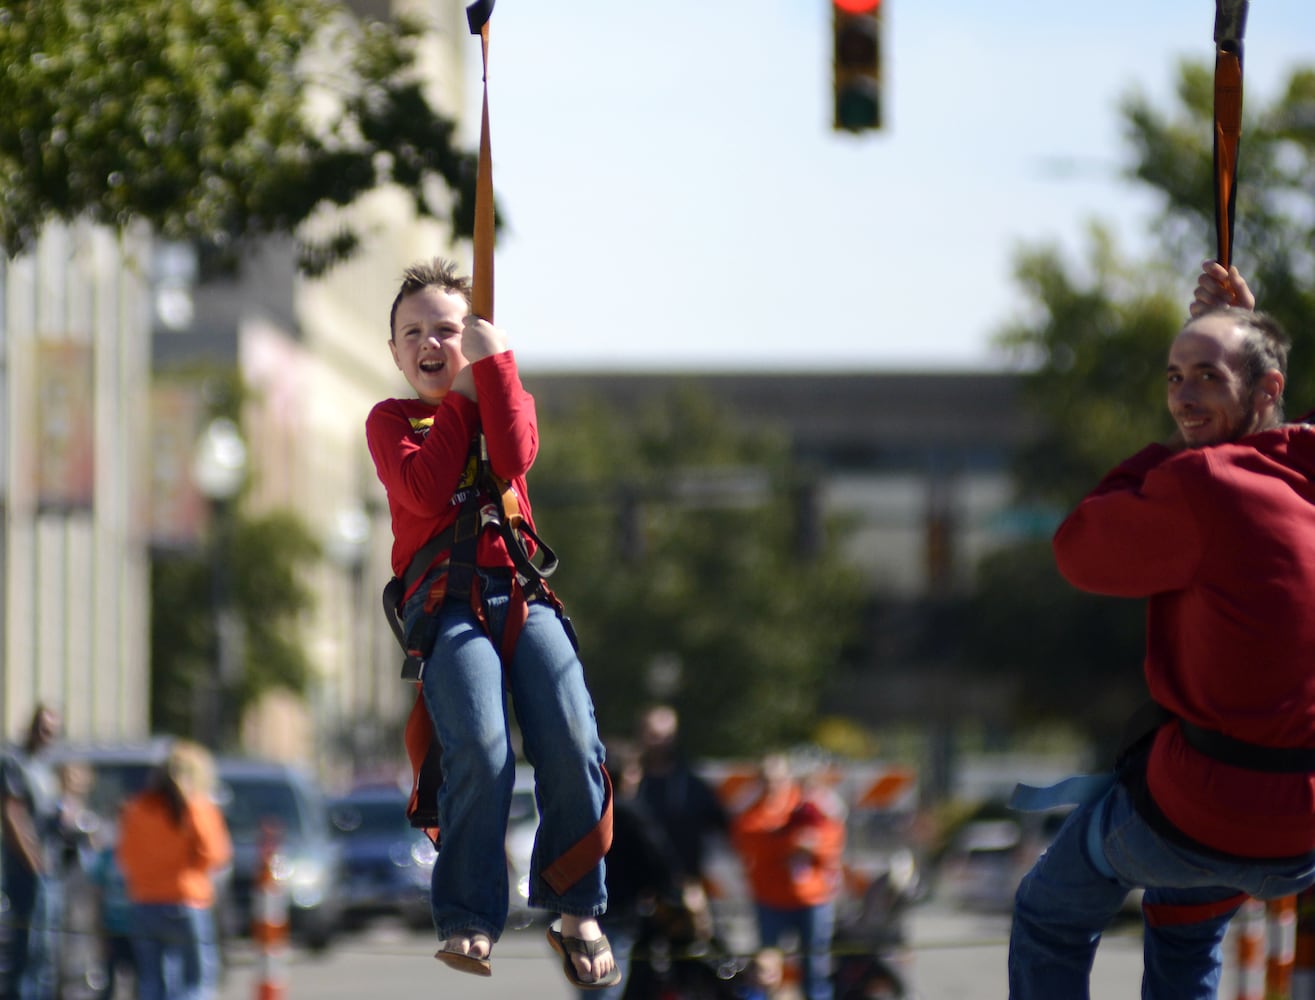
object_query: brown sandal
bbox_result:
[435,931,493,977]
[546,923,622,990]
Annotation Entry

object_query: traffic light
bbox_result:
[832,0,883,132]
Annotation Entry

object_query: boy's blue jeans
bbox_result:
[1009,779,1315,1000]
[414,572,608,941]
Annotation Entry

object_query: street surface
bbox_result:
[211,902,1244,999]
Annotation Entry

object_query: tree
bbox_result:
[528,385,868,758]
[150,509,321,739]
[0,0,485,274]
[1122,61,1315,411]
[971,61,1315,741]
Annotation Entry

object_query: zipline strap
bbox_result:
[1008,773,1116,813]
[468,0,496,322]
[1212,0,1248,268]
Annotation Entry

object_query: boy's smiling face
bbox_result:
[389,286,469,406]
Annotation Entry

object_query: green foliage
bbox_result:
[0,0,485,273]
[528,385,867,758]
[1123,61,1315,410]
[967,540,1145,749]
[149,508,320,738]
[995,225,1182,507]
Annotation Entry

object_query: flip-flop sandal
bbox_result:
[546,923,622,990]
[435,932,493,977]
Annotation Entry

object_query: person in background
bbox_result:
[732,754,846,1000]
[582,741,683,1000]
[0,704,63,1000]
[117,741,231,1000]
[51,762,101,1000]
[88,838,135,1000]
[636,705,727,938]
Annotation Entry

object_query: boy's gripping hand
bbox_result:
[462,316,508,363]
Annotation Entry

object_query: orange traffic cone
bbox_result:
[1267,895,1297,1000]
[1237,897,1267,1000]
[1293,887,1315,1000]
[251,822,290,1000]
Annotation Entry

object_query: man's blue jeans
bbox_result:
[755,900,836,1000]
[130,903,218,1000]
[1009,779,1315,1000]
[416,573,608,941]
[1,871,59,1000]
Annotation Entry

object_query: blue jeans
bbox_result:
[412,572,608,940]
[1009,779,1315,1000]
[0,871,59,1000]
[755,901,836,1000]
[130,904,218,1000]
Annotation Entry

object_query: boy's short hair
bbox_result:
[388,258,472,338]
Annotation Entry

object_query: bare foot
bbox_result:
[558,914,615,983]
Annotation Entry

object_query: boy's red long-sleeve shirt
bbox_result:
[366,352,539,597]
[1053,426,1315,858]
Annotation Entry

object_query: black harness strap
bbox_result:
[1119,699,1315,774]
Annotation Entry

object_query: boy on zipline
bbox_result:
[367,258,619,990]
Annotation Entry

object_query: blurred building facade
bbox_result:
[0,222,154,742]
[0,0,472,761]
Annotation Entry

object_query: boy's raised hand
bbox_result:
[461,316,508,363]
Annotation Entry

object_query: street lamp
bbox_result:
[192,417,248,749]
[326,504,372,763]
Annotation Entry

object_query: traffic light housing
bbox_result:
[832,0,883,132]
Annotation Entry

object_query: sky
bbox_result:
[462,1,1315,373]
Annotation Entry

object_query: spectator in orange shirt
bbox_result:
[117,741,231,1000]
[732,754,846,1000]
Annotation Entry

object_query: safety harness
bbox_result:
[381,434,613,895]
[1011,700,1315,927]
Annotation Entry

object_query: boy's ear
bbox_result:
[388,338,402,370]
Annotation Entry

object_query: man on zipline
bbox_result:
[1009,261,1315,999]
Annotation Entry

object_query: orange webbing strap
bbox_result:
[404,689,442,847]
[1142,890,1247,928]
[469,1,495,322]
[1212,0,1247,269]
[1213,48,1243,269]
[542,766,614,897]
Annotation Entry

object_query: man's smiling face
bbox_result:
[389,286,468,406]
[1166,314,1263,448]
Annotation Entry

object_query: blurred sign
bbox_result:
[36,340,95,510]
[149,382,208,547]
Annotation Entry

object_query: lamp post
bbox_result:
[326,504,371,762]
[192,417,248,750]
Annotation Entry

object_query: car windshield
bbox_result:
[330,798,409,837]
[219,778,305,840]
[83,763,157,819]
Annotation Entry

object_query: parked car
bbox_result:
[329,783,435,931]
[214,757,345,953]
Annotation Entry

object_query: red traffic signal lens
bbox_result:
[834,0,881,13]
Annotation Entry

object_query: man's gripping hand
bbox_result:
[1190,260,1256,317]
